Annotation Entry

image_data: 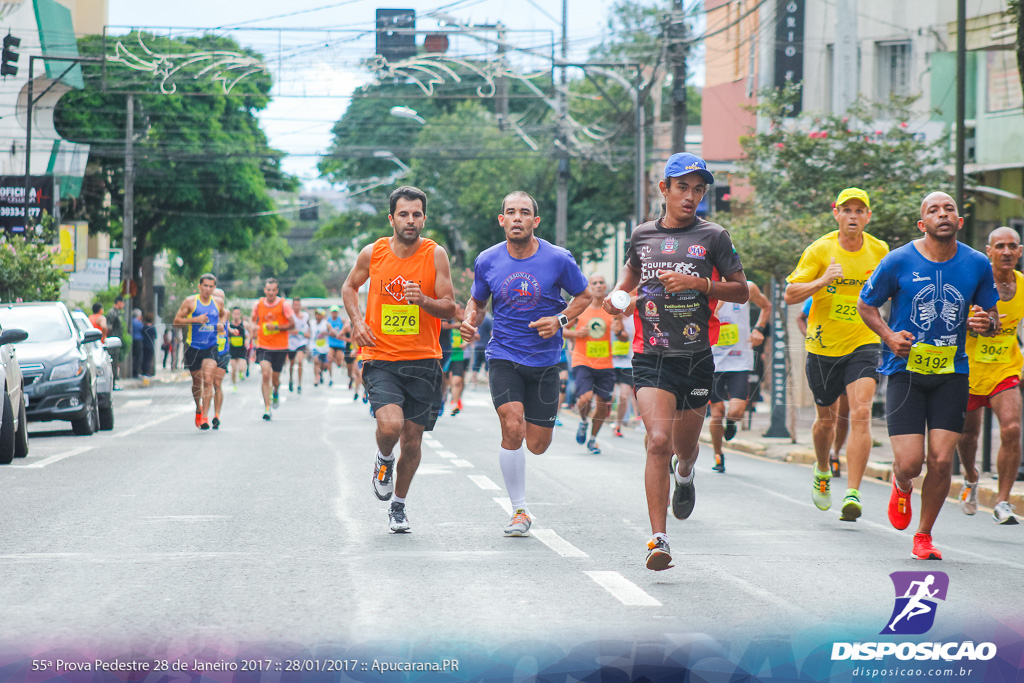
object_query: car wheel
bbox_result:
[0,392,14,464]
[99,397,114,431]
[13,396,28,458]
[71,392,97,436]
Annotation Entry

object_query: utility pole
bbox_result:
[832,0,857,114]
[555,0,569,248]
[122,94,134,370]
[496,22,509,129]
[669,0,687,152]
[955,0,967,229]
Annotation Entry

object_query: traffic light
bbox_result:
[715,185,731,213]
[1,33,20,77]
[375,9,416,63]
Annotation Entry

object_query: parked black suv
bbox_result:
[0,302,102,436]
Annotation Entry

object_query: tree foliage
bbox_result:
[0,237,68,302]
[731,86,952,283]
[291,272,328,298]
[54,32,297,281]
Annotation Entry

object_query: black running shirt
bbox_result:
[626,217,743,356]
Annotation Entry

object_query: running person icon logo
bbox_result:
[881,571,949,635]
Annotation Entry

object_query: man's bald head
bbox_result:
[988,226,1020,246]
[920,191,956,217]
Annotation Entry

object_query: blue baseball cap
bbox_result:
[664,152,714,185]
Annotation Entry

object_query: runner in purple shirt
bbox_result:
[462,190,591,538]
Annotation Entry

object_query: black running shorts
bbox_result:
[573,365,615,401]
[287,345,307,360]
[488,359,561,427]
[256,348,288,373]
[448,359,469,378]
[216,351,230,371]
[613,367,634,386]
[184,345,217,372]
[362,359,444,430]
[885,371,969,436]
[710,370,749,404]
[632,350,714,411]
[805,344,880,407]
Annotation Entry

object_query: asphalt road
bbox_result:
[3,370,1024,657]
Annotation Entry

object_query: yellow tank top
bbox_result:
[966,270,1024,395]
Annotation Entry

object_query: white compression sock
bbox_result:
[499,446,527,510]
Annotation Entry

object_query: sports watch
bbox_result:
[557,313,569,328]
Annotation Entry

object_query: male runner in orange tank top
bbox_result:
[342,186,456,534]
[251,278,295,421]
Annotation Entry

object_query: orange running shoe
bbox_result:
[912,533,942,560]
[888,476,912,530]
[194,412,203,429]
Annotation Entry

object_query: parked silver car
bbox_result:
[0,322,29,462]
[71,310,119,431]
[0,302,102,436]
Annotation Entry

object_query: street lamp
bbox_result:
[390,105,426,124]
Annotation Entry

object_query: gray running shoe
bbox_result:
[993,501,1019,525]
[388,502,410,533]
[504,508,532,536]
[373,453,395,501]
[959,481,978,516]
[645,537,673,571]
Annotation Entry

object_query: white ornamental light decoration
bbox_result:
[108,33,269,94]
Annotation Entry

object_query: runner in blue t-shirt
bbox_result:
[858,191,1001,561]
[461,190,592,537]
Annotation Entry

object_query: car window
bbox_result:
[0,306,73,343]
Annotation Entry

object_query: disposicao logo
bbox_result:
[831,572,996,663]
[882,571,947,635]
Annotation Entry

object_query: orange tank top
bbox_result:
[571,306,615,370]
[363,237,442,361]
[256,298,289,350]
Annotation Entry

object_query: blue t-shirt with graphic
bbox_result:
[471,238,589,367]
[859,241,998,375]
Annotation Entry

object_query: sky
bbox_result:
[107,0,622,190]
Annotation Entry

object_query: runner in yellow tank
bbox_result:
[957,226,1023,525]
[784,188,889,521]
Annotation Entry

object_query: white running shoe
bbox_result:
[959,481,978,516]
[993,501,1019,525]
[504,508,532,536]
[373,453,395,501]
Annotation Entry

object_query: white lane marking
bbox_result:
[719,574,819,620]
[584,571,661,606]
[123,399,153,409]
[493,497,513,516]
[450,459,474,468]
[533,529,589,557]
[435,449,458,459]
[328,398,349,405]
[143,515,231,521]
[468,475,500,490]
[13,447,92,469]
[114,405,194,438]
[423,436,440,446]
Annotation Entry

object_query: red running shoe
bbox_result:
[888,476,912,530]
[613,426,624,437]
[912,533,942,560]
[194,412,203,429]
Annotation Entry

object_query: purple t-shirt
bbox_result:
[471,238,589,367]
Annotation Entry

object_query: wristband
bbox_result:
[705,277,712,294]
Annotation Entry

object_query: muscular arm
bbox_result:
[857,299,912,357]
[172,296,199,327]
[747,282,772,346]
[418,245,457,321]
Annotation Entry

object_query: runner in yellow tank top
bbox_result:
[785,188,889,522]
[957,226,1024,524]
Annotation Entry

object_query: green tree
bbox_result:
[291,272,328,298]
[731,86,952,283]
[0,237,69,302]
[54,32,297,282]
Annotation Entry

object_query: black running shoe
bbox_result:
[262,412,271,421]
[724,419,737,441]
[829,453,841,478]
[711,452,725,473]
[388,502,410,533]
[211,416,220,430]
[670,456,696,520]
[646,537,673,571]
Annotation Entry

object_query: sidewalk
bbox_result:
[702,404,1024,513]
[116,367,191,390]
